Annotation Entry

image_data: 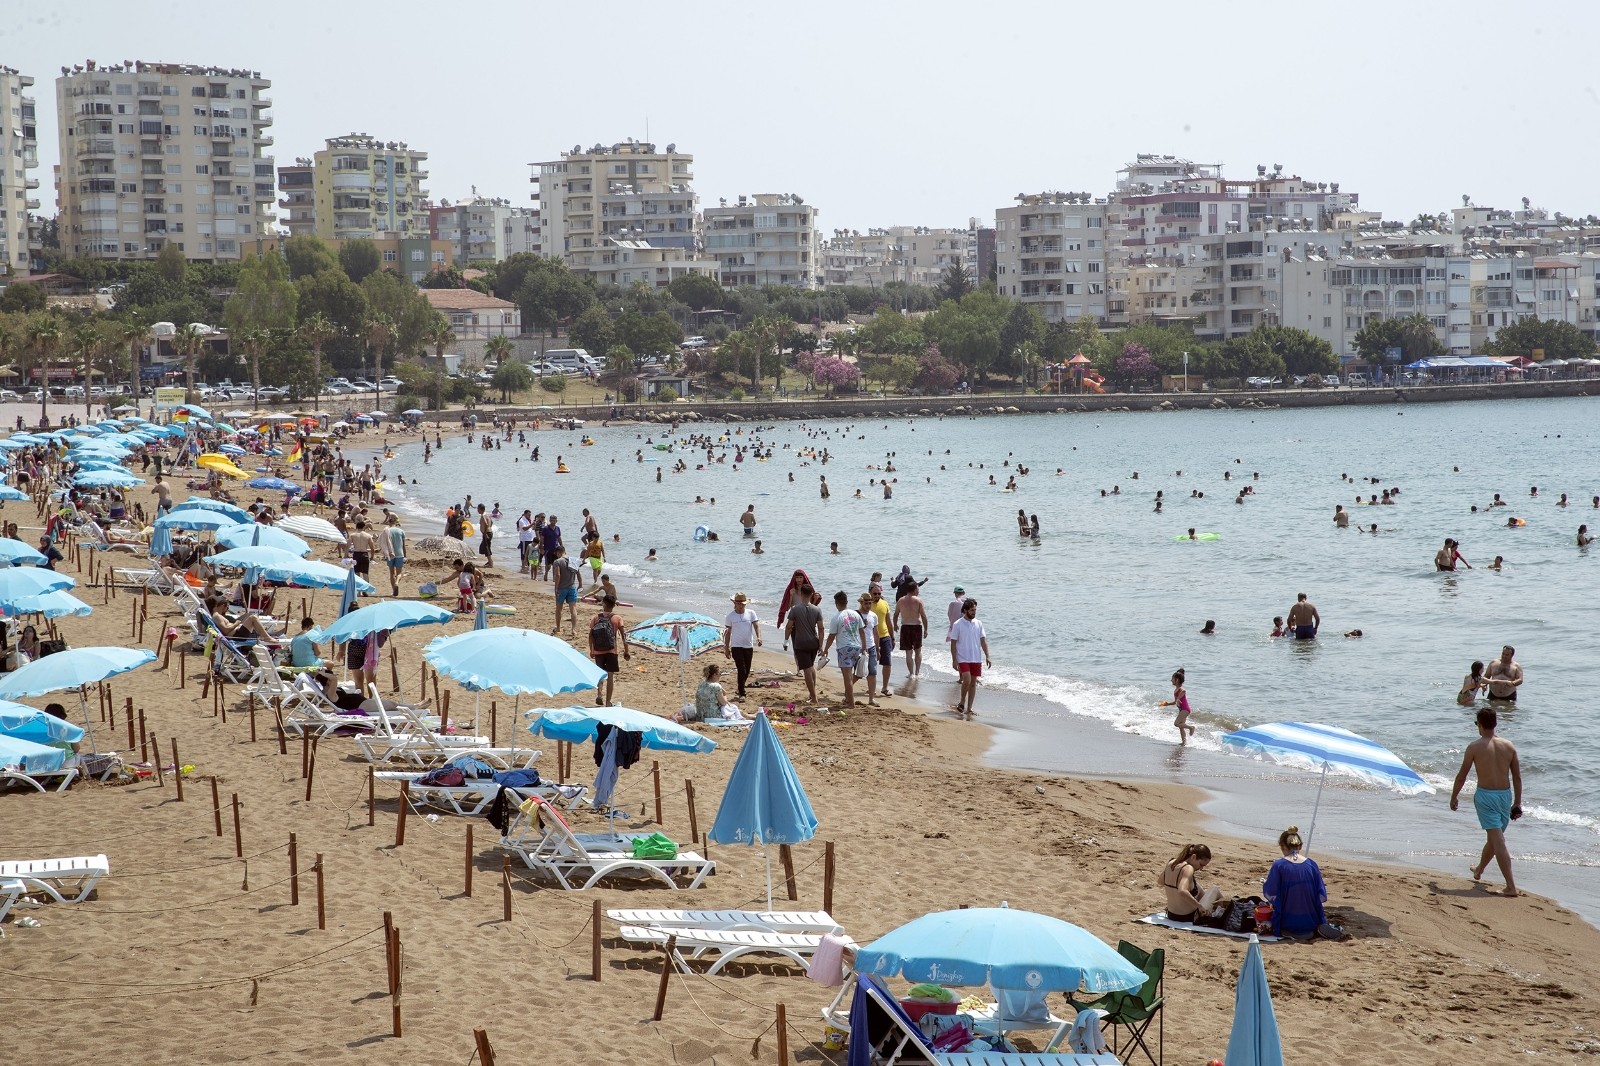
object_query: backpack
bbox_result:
[589,612,616,652]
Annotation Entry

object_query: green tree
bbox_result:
[422,315,453,408]
[856,308,924,355]
[236,327,272,402]
[483,335,515,366]
[114,317,153,399]
[491,359,532,402]
[568,304,614,360]
[224,252,298,394]
[1353,313,1445,365]
[668,272,724,312]
[998,303,1045,377]
[363,314,395,405]
[339,239,382,284]
[154,243,188,285]
[297,269,369,333]
[0,282,45,314]
[23,313,63,422]
[1483,317,1597,361]
[615,309,684,358]
[605,343,635,376]
[939,263,974,303]
[69,320,105,417]
[539,371,568,396]
[515,260,594,346]
[282,235,339,280]
[360,271,434,360]
[298,313,337,401]
[922,289,1008,382]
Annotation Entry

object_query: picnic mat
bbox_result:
[1135,912,1282,942]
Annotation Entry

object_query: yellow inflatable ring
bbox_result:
[462,521,475,538]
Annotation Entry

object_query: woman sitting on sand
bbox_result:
[1160,843,1217,923]
[679,663,738,723]
[1264,826,1328,939]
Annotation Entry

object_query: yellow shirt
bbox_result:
[870,598,891,638]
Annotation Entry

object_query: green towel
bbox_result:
[631,833,679,860]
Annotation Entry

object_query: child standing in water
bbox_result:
[1159,668,1196,743]
[1458,661,1487,706]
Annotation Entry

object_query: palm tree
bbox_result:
[70,320,103,419]
[483,335,514,367]
[173,322,206,402]
[364,313,394,412]
[24,313,62,425]
[424,313,453,410]
[0,314,20,408]
[116,318,152,404]
[298,313,336,404]
[240,326,270,404]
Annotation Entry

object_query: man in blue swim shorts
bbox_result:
[1450,707,1523,897]
[1286,592,1319,639]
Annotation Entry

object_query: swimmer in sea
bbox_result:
[1157,668,1196,744]
[1271,616,1285,637]
[1199,620,1216,635]
[1186,528,1198,540]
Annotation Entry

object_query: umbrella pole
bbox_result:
[78,687,99,756]
[1307,761,1329,854]
[765,846,774,913]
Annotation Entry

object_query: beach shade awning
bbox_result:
[0,733,69,776]
[311,600,454,643]
[1219,721,1434,851]
[246,477,301,493]
[0,537,47,565]
[175,498,253,523]
[208,546,375,592]
[215,522,311,556]
[1227,935,1284,1066]
[0,701,86,746]
[276,515,346,543]
[427,628,605,697]
[74,469,143,489]
[856,905,1147,995]
[708,710,818,911]
[528,705,716,754]
[155,508,239,532]
[628,612,723,657]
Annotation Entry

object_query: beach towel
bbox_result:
[1066,1009,1110,1054]
[1135,912,1282,942]
[806,933,851,987]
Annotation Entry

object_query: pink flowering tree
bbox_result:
[812,355,862,395]
[915,345,960,393]
[1115,342,1158,385]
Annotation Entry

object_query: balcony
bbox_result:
[25,199,40,211]
[257,135,273,147]
[76,138,117,157]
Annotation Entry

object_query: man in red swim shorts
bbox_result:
[946,597,992,718]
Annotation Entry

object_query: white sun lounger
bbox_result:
[0,878,23,922]
[617,924,857,975]
[0,854,111,904]
[0,761,81,793]
[499,795,713,890]
[606,908,842,935]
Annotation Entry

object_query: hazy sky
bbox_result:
[7,1,1600,235]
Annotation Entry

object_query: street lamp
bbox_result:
[1182,350,1189,392]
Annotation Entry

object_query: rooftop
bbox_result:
[418,289,515,312]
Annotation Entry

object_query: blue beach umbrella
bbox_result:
[473,597,487,631]
[0,568,75,605]
[856,905,1146,995]
[209,546,373,592]
[96,421,123,431]
[0,701,86,746]
[1219,721,1434,850]
[149,522,173,558]
[214,522,311,556]
[0,733,68,776]
[1226,935,1284,1066]
[627,612,722,657]
[246,476,301,493]
[5,434,47,446]
[0,537,47,565]
[312,600,453,643]
[176,403,211,420]
[175,498,252,523]
[0,440,30,451]
[528,705,715,753]
[218,443,246,456]
[5,589,94,619]
[0,646,156,754]
[75,469,142,489]
[71,458,128,471]
[0,486,27,502]
[426,628,604,696]
[73,425,104,436]
[155,508,236,532]
[708,711,818,910]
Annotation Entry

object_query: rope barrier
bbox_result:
[85,871,298,915]
[111,840,290,878]
[2,798,234,850]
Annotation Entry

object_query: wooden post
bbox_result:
[473,1028,495,1066]
[231,792,243,858]
[780,845,797,902]
[419,658,426,696]
[315,854,326,930]
[591,898,603,982]
[395,782,409,846]
[303,736,317,802]
[776,1003,789,1065]
[125,703,135,751]
[137,709,146,752]
[490,700,497,747]
[384,911,396,991]
[289,833,299,905]
[273,697,286,755]
[823,841,835,915]
[441,689,450,730]
[130,596,137,637]
[210,777,223,836]
[652,935,677,1020]
[388,644,399,693]
[171,738,183,801]
[179,649,186,688]
[300,730,309,779]
[218,679,227,722]
[248,694,257,742]
[652,760,662,825]
[464,825,473,897]
[161,629,172,670]
[685,779,699,844]
[430,670,439,710]
[150,734,163,786]
[389,921,401,1037]
[367,766,375,826]
[501,855,512,922]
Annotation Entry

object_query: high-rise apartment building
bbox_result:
[429,195,541,262]
[307,134,428,241]
[820,225,978,288]
[0,66,39,273]
[276,161,313,236]
[993,195,1110,323]
[530,140,699,269]
[55,61,274,261]
[703,193,818,288]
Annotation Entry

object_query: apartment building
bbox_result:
[530,140,698,273]
[993,194,1109,323]
[429,196,541,263]
[1108,155,1358,338]
[276,161,313,236]
[0,67,39,273]
[703,193,818,288]
[55,61,274,261]
[307,133,428,242]
[585,239,719,290]
[820,225,978,288]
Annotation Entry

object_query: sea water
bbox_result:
[377,397,1600,919]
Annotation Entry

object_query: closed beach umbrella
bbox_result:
[426,628,604,696]
[215,522,311,556]
[311,600,453,643]
[0,646,156,754]
[1219,721,1434,850]
[148,523,173,558]
[0,701,86,746]
[473,596,487,631]
[338,568,360,615]
[708,711,818,910]
[1226,935,1284,1066]
[856,905,1146,995]
[0,537,47,565]
[276,515,346,543]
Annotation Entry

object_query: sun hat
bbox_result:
[953,585,965,594]
[730,591,748,603]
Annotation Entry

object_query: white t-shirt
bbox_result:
[517,517,534,543]
[723,608,760,648]
[828,609,865,650]
[949,616,987,664]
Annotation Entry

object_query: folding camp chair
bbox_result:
[1066,941,1164,1066]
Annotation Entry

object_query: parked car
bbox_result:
[681,336,708,349]
[256,387,289,401]
[1345,372,1371,387]
[378,377,403,391]
[1322,374,1341,387]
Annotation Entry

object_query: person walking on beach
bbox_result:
[722,592,762,699]
[476,504,495,568]
[868,583,893,697]
[379,514,406,598]
[516,509,535,573]
[821,590,869,708]
[1286,592,1320,640]
[539,515,563,582]
[784,583,825,705]
[587,594,629,707]
[946,585,967,670]
[346,519,375,590]
[1450,707,1523,897]
[892,580,929,677]
[948,597,992,718]
[1484,645,1523,702]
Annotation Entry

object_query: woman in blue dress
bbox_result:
[1264,825,1327,938]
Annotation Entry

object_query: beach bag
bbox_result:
[853,650,868,679]
[1222,896,1261,934]
[630,833,678,860]
[589,612,616,653]
[418,766,466,787]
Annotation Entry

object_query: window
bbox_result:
[1087,262,1101,273]
[1542,289,1561,302]
[382,250,397,262]
[432,250,445,262]
[1323,316,1333,328]
[1086,217,1102,228]
[1429,316,1447,328]
[1064,261,1081,273]
[195,164,208,174]
[117,122,134,134]
[165,164,181,175]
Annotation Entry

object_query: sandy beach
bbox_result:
[4,419,1600,1064]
